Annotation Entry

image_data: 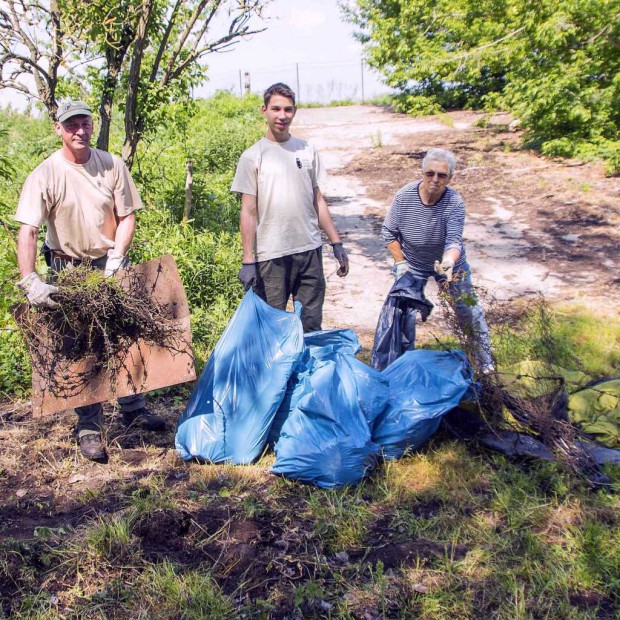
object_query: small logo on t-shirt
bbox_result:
[296,157,302,169]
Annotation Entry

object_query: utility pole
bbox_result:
[296,63,300,103]
[183,159,193,222]
[244,71,251,96]
[239,70,243,97]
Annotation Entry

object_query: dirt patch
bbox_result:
[294,107,620,342]
[350,538,468,570]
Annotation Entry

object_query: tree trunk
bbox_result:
[96,28,134,152]
[122,0,154,169]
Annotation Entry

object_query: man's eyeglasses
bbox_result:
[424,170,449,180]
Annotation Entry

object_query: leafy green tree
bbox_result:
[343,0,620,167]
[1,0,269,167]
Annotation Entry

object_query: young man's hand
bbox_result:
[331,243,349,277]
[238,262,257,291]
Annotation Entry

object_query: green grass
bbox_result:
[1,440,618,618]
[487,301,620,378]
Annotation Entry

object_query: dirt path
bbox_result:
[295,106,620,344]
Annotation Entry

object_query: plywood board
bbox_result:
[17,254,196,416]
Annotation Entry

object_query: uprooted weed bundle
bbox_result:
[434,277,608,486]
[19,264,186,398]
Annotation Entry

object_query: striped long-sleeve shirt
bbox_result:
[382,181,467,275]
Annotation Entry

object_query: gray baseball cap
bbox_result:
[57,100,92,123]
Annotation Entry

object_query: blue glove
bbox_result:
[238,262,257,291]
[331,243,349,277]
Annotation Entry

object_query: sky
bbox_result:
[1,0,391,111]
[195,0,390,103]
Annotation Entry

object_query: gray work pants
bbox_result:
[49,254,146,435]
[253,247,326,333]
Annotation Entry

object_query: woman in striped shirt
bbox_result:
[382,148,494,374]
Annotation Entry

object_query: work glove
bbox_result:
[393,260,411,280]
[238,262,258,291]
[331,242,349,277]
[104,250,130,277]
[434,257,455,282]
[16,272,59,308]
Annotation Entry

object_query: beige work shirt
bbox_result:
[231,137,325,262]
[15,148,143,260]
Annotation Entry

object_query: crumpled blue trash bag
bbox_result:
[268,329,362,446]
[373,349,473,460]
[304,328,361,359]
[175,290,304,464]
[270,351,389,488]
[371,272,434,371]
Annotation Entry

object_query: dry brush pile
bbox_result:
[17,265,186,398]
[434,276,611,487]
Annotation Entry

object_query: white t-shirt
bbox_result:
[15,148,143,260]
[231,136,325,262]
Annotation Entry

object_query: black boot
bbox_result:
[121,407,166,431]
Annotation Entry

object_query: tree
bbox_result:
[0,0,68,120]
[0,0,269,167]
[342,0,620,166]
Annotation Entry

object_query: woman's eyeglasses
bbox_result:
[424,170,449,180]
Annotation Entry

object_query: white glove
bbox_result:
[104,250,129,277]
[434,257,455,282]
[393,260,411,280]
[16,273,59,308]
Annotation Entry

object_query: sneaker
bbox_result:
[121,407,166,431]
[78,432,107,461]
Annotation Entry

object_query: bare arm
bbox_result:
[17,224,39,277]
[240,193,257,263]
[313,187,341,243]
[113,213,136,256]
[386,240,405,263]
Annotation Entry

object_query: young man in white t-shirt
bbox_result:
[14,100,166,462]
[231,82,349,332]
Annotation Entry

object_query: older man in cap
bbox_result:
[14,99,165,462]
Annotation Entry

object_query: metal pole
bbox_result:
[239,70,242,97]
[183,159,193,222]
[296,63,300,103]
[361,58,365,104]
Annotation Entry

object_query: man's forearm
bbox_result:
[17,224,39,277]
[113,213,136,256]
[386,240,405,263]
[240,194,258,262]
[314,188,341,243]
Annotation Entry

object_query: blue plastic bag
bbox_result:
[270,351,389,488]
[304,328,361,359]
[371,273,434,371]
[175,290,304,464]
[373,349,473,460]
[268,329,363,446]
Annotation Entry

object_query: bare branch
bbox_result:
[148,0,182,82]
[160,0,218,86]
